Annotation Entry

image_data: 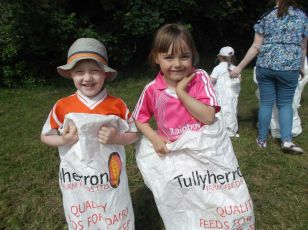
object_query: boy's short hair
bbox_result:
[57,38,117,81]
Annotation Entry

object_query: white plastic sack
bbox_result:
[215,74,241,137]
[58,113,134,230]
[253,65,307,138]
[136,120,255,230]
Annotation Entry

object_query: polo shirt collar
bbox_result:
[76,88,107,109]
[155,71,168,90]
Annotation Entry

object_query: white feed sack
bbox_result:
[136,120,255,230]
[58,113,134,230]
[215,73,241,137]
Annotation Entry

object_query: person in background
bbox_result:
[253,57,308,139]
[211,46,241,137]
[231,0,307,154]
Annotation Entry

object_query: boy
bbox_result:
[41,38,138,229]
[41,37,138,146]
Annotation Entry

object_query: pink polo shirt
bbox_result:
[133,69,220,141]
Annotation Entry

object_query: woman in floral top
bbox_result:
[231,0,307,154]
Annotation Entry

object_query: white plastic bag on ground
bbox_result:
[215,73,241,137]
[253,65,307,138]
[58,113,134,230]
[136,120,255,230]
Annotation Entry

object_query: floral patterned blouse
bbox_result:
[254,6,308,71]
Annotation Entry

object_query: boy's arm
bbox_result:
[98,126,139,146]
[176,73,216,125]
[41,123,78,147]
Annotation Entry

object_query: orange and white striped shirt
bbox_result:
[42,89,136,134]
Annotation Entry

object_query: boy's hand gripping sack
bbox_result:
[58,113,134,230]
[136,120,255,230]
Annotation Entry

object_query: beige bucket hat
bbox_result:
[57,38,117,81]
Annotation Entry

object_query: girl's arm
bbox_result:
[98,126,139,145]
[176,73,216,125]
[41,123,78,147]
[231,33,264,76]
[134,120,169,154]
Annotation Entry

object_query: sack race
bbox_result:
[136,120,255,230]
[58,113,134,230]
[215,74,241,137]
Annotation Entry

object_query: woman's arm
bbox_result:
[176,73,216,125]
[231,33,264,76]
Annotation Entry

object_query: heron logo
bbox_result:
[108,152,122,188]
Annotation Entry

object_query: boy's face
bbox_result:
[69,60,107,98]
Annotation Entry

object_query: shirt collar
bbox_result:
[76,88,107,110]
[155,71,168,90]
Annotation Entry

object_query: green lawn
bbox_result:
[0,69,307,229]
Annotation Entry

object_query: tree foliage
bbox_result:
[0,0,307,87]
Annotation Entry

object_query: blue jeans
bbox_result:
[256,67,299,142]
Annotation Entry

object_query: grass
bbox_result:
[0,68,307,229]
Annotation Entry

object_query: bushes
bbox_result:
[0,0,307,87]
[0,1,77,87]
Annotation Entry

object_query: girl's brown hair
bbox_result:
[276,0,298,17]
[148,23,199,68]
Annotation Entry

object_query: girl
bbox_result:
[133,23,220,154]
[211,46,241,137]
[133,24,255,229]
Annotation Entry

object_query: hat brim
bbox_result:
[57,57,117,81]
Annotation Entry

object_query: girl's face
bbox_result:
[69,60,107,98]
[155,41,193,88]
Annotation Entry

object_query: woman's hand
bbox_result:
[230,66,242,78]
[62,123,79,145]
